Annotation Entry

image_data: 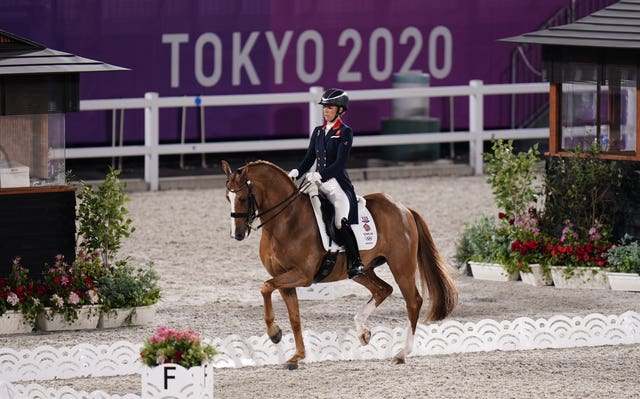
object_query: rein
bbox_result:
[227,175,312,231]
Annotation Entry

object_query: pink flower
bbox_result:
[68,291,80,305]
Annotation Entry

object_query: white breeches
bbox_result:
[318,178,350,228]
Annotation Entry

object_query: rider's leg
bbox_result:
[319,180,365,279]
[338,217,365,278]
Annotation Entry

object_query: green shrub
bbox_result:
[77,168,135,267]
[98,261,160,311]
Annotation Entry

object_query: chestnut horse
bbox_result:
[222,160,457,369]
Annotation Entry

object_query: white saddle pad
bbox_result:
[308,193,378,252]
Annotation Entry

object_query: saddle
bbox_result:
[304,183,377,282]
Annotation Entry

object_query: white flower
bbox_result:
[86,289,99,304]
[155,350,166,365]
[52,294,64,308]
[7,292,19,307]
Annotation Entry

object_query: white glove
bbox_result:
[288,169,299,179]
[306,172,322,183]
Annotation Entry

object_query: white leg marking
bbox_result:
[228,192,236,238]
[354,300,376,336]
[395,324,415,361]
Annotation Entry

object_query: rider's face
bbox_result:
[323,105,339,121]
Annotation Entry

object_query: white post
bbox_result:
[468,80,484,175]
[144,92,160,191]
[309,86,324,135]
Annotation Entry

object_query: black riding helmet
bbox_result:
[319,88,349,114]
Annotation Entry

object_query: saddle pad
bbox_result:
[309,195,378,251]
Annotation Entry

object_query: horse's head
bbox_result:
[222,159,298,240]
[222,160,256,240]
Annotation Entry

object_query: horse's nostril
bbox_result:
[235,232,245,241]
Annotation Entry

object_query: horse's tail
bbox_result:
[410,208,458,322]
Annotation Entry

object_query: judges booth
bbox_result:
[0,30,124,278]
[503,1,640,238]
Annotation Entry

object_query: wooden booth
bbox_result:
[502,0,640,237]
[0,30,124,278]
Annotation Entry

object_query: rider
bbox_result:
[288,88,365,279]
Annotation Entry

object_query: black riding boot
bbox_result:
[339,218,365,279]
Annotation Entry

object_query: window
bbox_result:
[557,63,637,157]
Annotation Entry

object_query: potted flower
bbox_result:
[140,327,217,399]
[0,258,40,334]
[456,215,517,281]
[98,260,161,328]
[604,235,640,291]
[480,138,543,280]
[546,220,611,289]
[34,252,104,331]
[507,210,553,286]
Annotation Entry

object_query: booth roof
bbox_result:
[0,30,127,75]
[501,0,640,49]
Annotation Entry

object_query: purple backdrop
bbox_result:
[0,0,609,145]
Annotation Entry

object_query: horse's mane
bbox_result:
[244,160,296,188]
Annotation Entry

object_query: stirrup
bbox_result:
[348,261,365,279]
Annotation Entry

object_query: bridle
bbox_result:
[226,172,311,231]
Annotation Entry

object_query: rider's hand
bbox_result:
[307,172,322,183]
[288,169,299,179]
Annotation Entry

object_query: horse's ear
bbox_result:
[221,160,232,177]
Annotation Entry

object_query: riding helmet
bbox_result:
[319,88,349,112]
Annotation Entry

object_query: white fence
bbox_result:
[70,80,550,191]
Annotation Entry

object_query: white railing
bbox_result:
[71,80,550,191]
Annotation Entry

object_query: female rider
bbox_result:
[288,88,365,279]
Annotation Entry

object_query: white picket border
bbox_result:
[1,311,638,383]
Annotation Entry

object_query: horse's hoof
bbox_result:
[358,330,371,346]
[283,362,298,370]
[269,327,282,344]
[391,356,406,365]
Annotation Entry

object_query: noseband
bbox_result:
[227,178,258,228]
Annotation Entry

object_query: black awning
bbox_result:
[0,30,127,75]
[501,0,640,49]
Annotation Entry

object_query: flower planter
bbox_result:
[469,262,519,282]
[98,308,134,329]
[519,264,553,287]
[36,305,100,331]
[0,310,34,335]
[141,363,213,399]
[606,272,640,292]
[128,305,157,326]
[550,266,610,290]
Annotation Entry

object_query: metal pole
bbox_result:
[118,109,124,170]
[111,109,117,169]
[469,80,484,175]
[200,104,207,168]
[309,86,323,134]
[144,92,160,191]
[449,96,455,159]
[179,105,186,169]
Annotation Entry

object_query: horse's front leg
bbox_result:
[260,281,282,344]
[260,270,311,370]
[278,287,305,370]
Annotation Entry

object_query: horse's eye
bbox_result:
[239,197,247,203]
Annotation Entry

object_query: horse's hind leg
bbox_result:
[391,276,423,364]
[353,268,393,346]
